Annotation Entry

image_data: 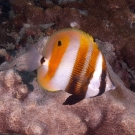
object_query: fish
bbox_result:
[26,28,116,99]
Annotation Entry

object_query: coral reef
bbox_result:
[5,0,135,88]
[0,0,135,134]
[0,49,135,134]
[0,33,135,135]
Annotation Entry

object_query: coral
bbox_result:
[0,27,13,45]
[0,0,11,23]
[38,0,54,8]
[0,33,134,135]
[121,39,135,69]
[0,49,8,64]
[9,0,28,14]
[0,0,135,134]
[0,54,135,135]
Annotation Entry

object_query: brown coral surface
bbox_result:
[0,62,135,135]
[0,0,135,134]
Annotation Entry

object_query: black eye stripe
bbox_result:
[58,40,62,46]
[40,57,45,64]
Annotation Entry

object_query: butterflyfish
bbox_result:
[26,28,115,99]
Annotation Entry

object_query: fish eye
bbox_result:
[40,57,45,64]
[58,40,62,46]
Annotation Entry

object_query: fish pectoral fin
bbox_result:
[21,45,42,71]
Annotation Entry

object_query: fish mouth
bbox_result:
[40,57,46,65]
[42,58,49,66]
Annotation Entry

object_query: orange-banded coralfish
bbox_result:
[26,29,115,98]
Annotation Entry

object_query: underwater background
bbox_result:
[0,0,135,134]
